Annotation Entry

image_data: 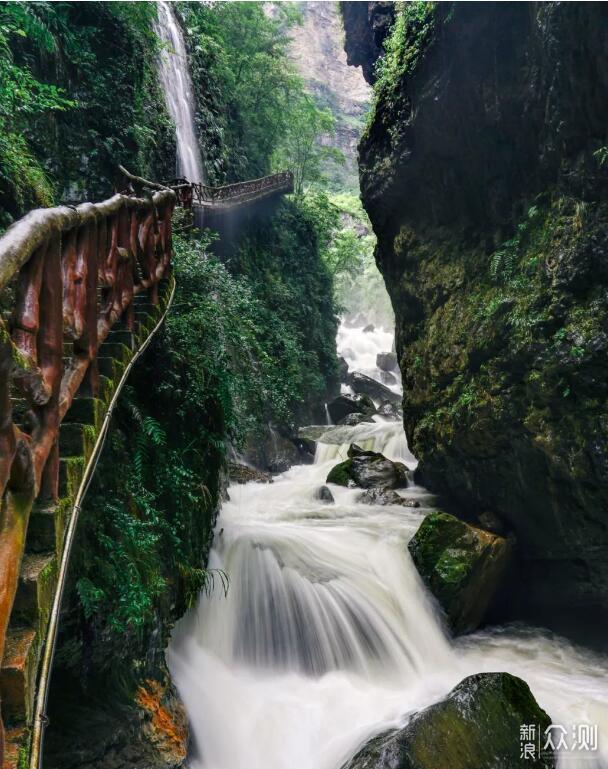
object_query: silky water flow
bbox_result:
[168,318,608,769]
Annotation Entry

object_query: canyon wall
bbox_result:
[348,1,608,627]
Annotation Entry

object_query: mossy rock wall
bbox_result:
[355,1,608,626]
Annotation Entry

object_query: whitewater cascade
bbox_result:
[155,1,205,184]
[168,320,608,769]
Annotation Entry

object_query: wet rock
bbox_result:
[353,0,608,620]
[228,463,273,484]
[342,672,554,769]
[292,437,316,464]
[408,511,511,634]
[314,485,335,503]
[363,323,375,333]
[477,510,506,536]
[376,351,398,373]
[348,371,401,404]
[340,1,395,85]
[338,412,375,426]
[377,401,401,420]
[299,425,330,442]
[326,444,408,489]
[358,488,419,507]
[242,426,301,474]
[338,356,350,382]
[135,678,188,768]
[380,370,397,386]
[327,393,376,423]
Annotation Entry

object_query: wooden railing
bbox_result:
[0,182,175,759]
[168,170,294,208]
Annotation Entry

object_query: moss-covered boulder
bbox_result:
[326,444,409,488]
[408,512,511,633]
[342,672,554,769]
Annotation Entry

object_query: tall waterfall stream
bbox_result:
[168,320,608,769]
[155,1,205,184]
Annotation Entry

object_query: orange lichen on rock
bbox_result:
[135,678,188,765]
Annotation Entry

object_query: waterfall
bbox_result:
[155,1,205,184]
[167,319,608,769]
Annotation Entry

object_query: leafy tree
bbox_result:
[272,94,344,196]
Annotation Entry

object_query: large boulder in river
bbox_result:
[348,372,401,404]
[408,511,511,634]
[327,445,409,489]
[376,351,398,373]
[342,672,554,769]
[327,393,375,423]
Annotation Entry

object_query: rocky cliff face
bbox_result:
[340,1,394,85]
[352,2,608,627]
[286,1,371,190]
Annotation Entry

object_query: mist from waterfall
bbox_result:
[168,317,608,769]
[155,0,205,184]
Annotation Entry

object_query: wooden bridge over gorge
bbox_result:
[0,168,292,768]
[169,169,294,212]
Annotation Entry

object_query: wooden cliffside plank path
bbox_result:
[0,177,176,769]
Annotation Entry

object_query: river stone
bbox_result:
[358,488,419,507]
[363,323,375,333]
[377,401,401,421]
[228,463,273,484]
[326,445,408,489]
[338,412,375,426]
[327,393,376,423]
[342,672,554,769]
[408,511,511,634]
[377,352,398,373]
[313,485,335,503]
[348,371,401,404]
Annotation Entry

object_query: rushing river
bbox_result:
[168,320,608,769]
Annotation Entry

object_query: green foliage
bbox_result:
[0,1,174,220]
[593,146,608,167]
[182,2,302,182]
[272,93,344,195]
[301,191,393,326]
[0,3,74,216]
[182,2,343,190]
[169,202,337,434]
[490,205,542,282]
[372,1,436,119]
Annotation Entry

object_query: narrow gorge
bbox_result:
[0,3,606,769]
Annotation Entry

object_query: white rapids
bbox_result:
[168,320,608,769]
